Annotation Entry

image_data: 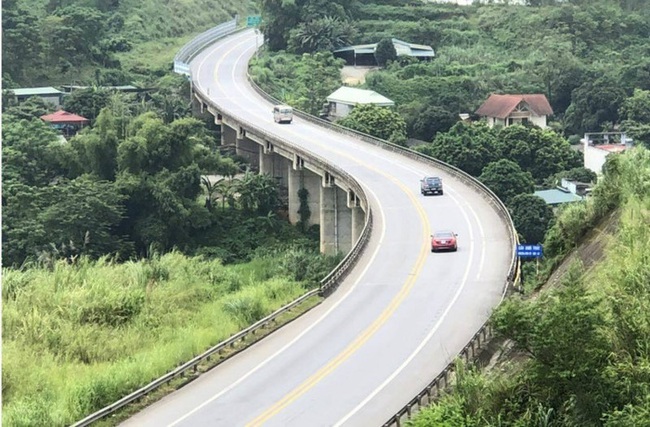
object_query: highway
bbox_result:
[123,29,513,427]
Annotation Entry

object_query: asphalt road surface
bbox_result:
[123,29,513,427]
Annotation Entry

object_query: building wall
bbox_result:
[584,146,610,175]
[330,102,354,119]
[486,114,547,129]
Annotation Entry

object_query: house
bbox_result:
[475,94,553,129]
[534,178,591,208]
[333,39,435,66]
[10,87,65,107]
[583,132,632,175]
[325,86,395,120]
[534,188,583,208]
[41,110,90,138]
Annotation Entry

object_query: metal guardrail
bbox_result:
[245,77,520,426]
[73,25,375,427]
[173,17,238,76]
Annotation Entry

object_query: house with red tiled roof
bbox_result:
[41,110,90,138]
[475,94,553,129]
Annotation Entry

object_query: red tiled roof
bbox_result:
[41,110,89,124]
[475,94,553,119]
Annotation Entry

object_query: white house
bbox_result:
[583,133,632,175]
[326,86,395,119]
[475,94,553,129]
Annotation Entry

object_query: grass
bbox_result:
[1,252,316,426]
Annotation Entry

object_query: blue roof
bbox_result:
[534,189,583,205]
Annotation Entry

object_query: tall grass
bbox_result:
[2,251,307,426]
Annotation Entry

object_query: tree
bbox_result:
[509,194,555,244]
[2,177,126,266]
[619,89,650,148]
[294,52,345,115]
[338,104,407,144]
[236,172,280,215]
[416,122,501,177]
[2,116,63,186]
[497,125,583,183]
[410,105,458,142]
[287,16,357,54]
[493,282,610,424]
[63,87,111,123]
[543,167,597,188]
[479,159,535,205]
[374,38,397,67]
[1,0,42,82]
[564,75,627,134]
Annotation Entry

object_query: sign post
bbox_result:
[246,15,262,27]
[516,244,544,278]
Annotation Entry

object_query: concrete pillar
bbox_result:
[288,167,301,224]
[222,124,237,146]
[304,170,321,226]
[235,136,259,170]
[273,154,289,188]
[320,184,337,255]
[336,187,352,254]
[259,150,273,176]
[351,206,365,248]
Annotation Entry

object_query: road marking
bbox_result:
[333,188,475,426]
[172,31,484,426]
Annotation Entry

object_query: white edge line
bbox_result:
[167,186,386,427]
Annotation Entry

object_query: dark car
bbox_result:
[431,231,458,252]
[420,176,443,196]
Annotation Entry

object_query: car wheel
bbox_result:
[431,248,435,252]
[440,190,444,195]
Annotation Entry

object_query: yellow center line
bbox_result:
[203,33,433,427]
[246,179,430,426]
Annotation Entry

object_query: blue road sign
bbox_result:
[517,244,543,258]
[247,15,262,27]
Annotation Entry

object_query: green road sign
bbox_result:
[247,15,262,27]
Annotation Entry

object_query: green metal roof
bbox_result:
[333,39,435,58]
[11,87,63,96]
[327,87,394,106]
[534,189,583,205]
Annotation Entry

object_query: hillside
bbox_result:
[2,0,256,86]
[408,147,650,427]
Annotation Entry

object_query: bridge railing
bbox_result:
[173,17,238,76]
[72,24,375,427]
[245,76,521,426]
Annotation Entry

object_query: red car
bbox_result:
[431,231,458,252]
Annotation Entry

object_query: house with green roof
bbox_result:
[333,39,435,66]
[326,86,395,119]
[10,87,65,107]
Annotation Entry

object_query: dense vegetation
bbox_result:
[255,0,650,144]
[408,146,650,427]
[1,91,321,267]
[2,249,338,426]
[2,0,255,86]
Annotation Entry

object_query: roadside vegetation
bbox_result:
[2,249,339,426]
[2,0,255,86]
[407,147,650,426]
[253,0,650,145]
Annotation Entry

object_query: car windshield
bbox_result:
[425,177,440,184]
[434,232,454,238]
[280,108,292,113]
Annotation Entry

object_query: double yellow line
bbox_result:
[203,31,433,426]
[247,179,431,426]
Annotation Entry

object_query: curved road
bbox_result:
[124,29,512,427]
